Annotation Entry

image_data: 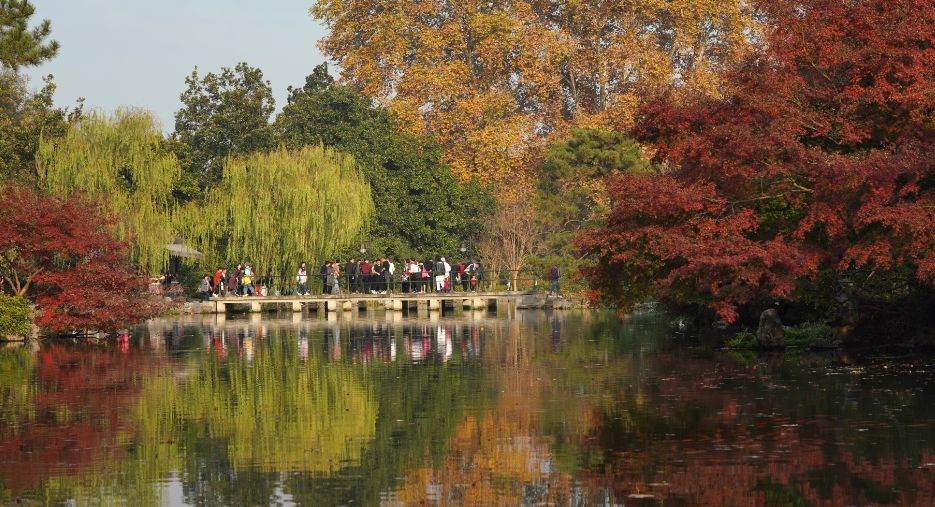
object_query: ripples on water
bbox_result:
[0,309,933,506]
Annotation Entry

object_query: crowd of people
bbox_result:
[198,257,486,299]
[199,263,277,300]
[300,257,486,295]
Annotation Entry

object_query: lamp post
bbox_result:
[359,243,367,255]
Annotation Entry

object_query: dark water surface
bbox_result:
[0,310,933,506]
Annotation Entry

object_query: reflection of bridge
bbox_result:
[142,311,560,363]
[208,291,536,314]
[143,311,553,350]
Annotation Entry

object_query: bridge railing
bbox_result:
[209,268,550,297]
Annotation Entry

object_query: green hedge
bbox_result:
[0,295,33,337]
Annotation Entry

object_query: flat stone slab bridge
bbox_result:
[208,291,535,314]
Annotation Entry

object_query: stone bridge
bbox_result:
[208,291,544,314]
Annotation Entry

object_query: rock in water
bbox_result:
[757,309,785,348]
[518,294,545,309]
[756,308,786,349]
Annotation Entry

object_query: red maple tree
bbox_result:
[578,0,935,322]
[0,186,164,333]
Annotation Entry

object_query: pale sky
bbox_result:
[25,0,329,131]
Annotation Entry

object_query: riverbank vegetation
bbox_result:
[1,0,933,343]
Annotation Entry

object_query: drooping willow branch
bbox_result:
[176,145,374,280]
[37,109,181,275]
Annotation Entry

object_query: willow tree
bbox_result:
[36,109,181,274]
[178,145,373,279]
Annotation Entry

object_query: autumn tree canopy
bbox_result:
[579,0,935,323]
[312,0,754,189]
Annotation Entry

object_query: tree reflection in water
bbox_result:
[0,311,932,505]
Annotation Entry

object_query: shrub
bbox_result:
[726,330,758,349]
[0,295,33,337]
[785,322,839,349]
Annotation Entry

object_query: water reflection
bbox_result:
[0,311,933,505]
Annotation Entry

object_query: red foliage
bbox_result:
[0,186,163,333]
[579,0,935,321]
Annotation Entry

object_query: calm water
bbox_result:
[0,309,933,506]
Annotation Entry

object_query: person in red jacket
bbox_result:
[213,267,223,296]
[361,259,372,293]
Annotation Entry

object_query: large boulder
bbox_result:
[517,294,545,309]
[757,309,785,348]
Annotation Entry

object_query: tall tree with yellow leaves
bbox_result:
[312,0,754,190]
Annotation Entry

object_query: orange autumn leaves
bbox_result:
[312,0,755,191]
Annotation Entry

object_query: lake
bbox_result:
[0,309,933,505]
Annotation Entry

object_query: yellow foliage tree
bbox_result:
[312,0,755,190]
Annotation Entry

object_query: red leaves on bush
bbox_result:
[0,186,162,333]
[580,0,935,321]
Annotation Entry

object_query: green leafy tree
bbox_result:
[37,109,182,274]
[0,73,81,185]
[532,129,650,293]
[0,0,58,70]
[0,294,31,337]
[275,64,494,259]
[172,63,274,194]
[176,145,373,280]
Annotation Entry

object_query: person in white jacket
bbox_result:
[296,263,308,295]
[442,257,452,292]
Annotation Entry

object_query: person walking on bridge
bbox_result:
[361,259,372,293]
[372,259,384,293]
[346,258,357,294]
[242,264,255,296]
[320,262,330,294]
[262,268,273,296]
[213,267,223,296]
[548,266,562,297]
[435,257,446,292]
[328,262,340,295]
[199,275,212,301]
[296,263,308,296]
[226,269,236,297]
[442,257,452,293]
[408,259,421,293]
[387,258,395,293]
